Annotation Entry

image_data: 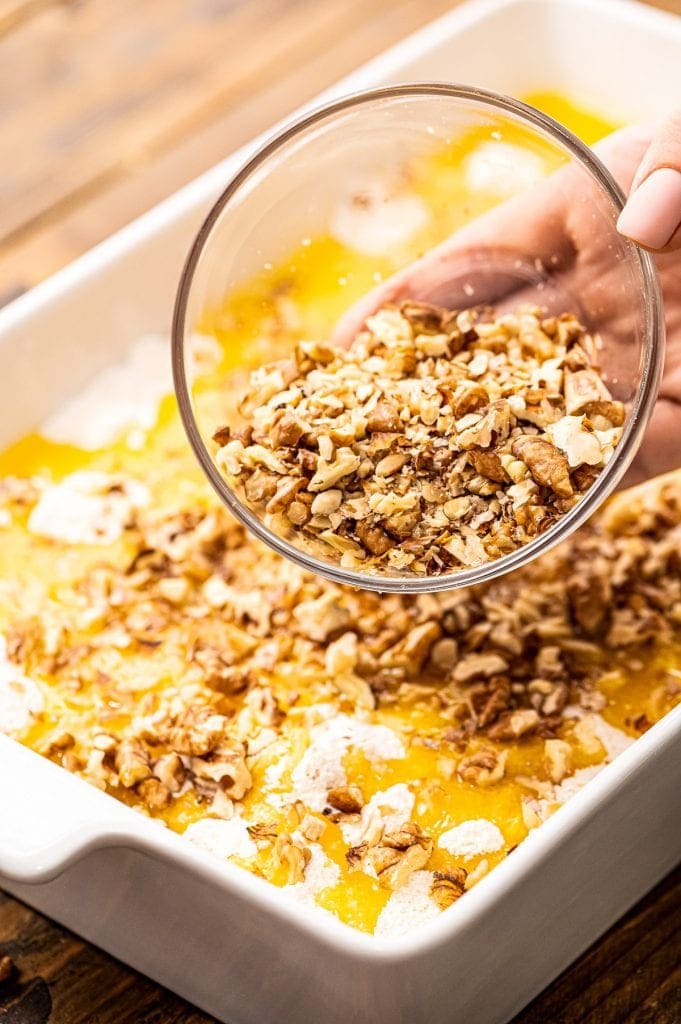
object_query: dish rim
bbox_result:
[4,700,681,961]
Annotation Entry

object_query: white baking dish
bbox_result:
[1,1,681,1022]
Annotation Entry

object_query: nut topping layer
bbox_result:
[215,303,624,576]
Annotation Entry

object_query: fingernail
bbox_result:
[617,167,681,249]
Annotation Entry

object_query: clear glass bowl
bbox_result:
[172,83,663,593]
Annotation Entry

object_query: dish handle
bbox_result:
[0,736,143,883]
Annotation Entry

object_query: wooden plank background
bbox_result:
[0,0,456,305]
[1,0,679,306]
[0,866,679,1023]
[1,0,680,1021]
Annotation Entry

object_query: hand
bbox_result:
[334,114,681,483]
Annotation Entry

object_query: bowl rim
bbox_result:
[172,81,664,594]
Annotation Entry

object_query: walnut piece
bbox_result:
[153,752,186,793]
[327,785,364,814]
[430,869,468,909]
[137,776,171,810]
[247,822,279,843]
[457,748,507,787]
[487,709,540,742]
[511,436,573,497]
[115,738,151,788]
[544,738,573,783]
[274,832,312,884]
[348,821,433,890]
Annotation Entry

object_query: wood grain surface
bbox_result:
[1,0,681,1021]
[0,867,679,1023]
[1,0,679,305]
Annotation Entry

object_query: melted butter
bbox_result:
[524,93,620,146]
[3,94,679,936]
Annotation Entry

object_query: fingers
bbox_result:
[617,111,681,252]
[331,268,411,348]
[333,119,673,348]
[332,170,572,348]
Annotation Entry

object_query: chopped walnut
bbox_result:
[348,821,433,890]
[572,716,606,758]
[191,743,252,800]
[511,436,573,497]
[367,401,402,433]
[521,797,544,830]
[37,729,75,758]
[115,738,151,788]
[430,638,458,672]
[457,748,507,787]
[137,776,172,810]
[430,868,468,909]
[464,858,490,889]
[300,814,326,842]
[292,592,351,641]
[325,632,374,709]
[247,822,279,844]
[153,752,186,793]
[452,652,509,684]
[544,738,573,783]
[274,832,312,884]
[327,785,364,814]
[214,303,621,577]
[487,709,540,742]
[564,368,613,416]
[159,707,230,757]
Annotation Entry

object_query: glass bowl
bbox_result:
[172,83,663,594]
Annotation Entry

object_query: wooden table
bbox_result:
[1,0,680,1020]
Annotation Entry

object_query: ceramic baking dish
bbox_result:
[1,1,681,1022]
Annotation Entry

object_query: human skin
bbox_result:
[334,117,681,483]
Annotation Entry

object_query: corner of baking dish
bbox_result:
[2,704,680,961]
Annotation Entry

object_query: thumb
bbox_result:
[616,110,681,252]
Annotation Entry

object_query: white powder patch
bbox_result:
[42,336,172,450]
[284,836,340,904]
[341,783,414,846]
[465,142,545,197]
[288,713,405,812]
[588,713,634,761]
[189,331,223,375]
[564,707,634,764]
[0,636,44,735]
[438,819,504,859]
[374,870,441,938]
[552,765,603,806]
[263,748,291,791]
[41,332,221,451]
[184,816,257,861]
[330,180,428,256]
[28,471,149,545]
